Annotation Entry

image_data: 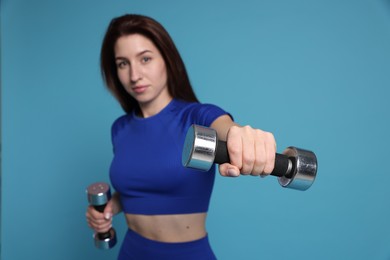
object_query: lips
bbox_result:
[132,85,148,94]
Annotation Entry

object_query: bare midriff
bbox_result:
[124,212,207,242]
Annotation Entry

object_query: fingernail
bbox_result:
[104,213,111,220]
[227,168,239,177]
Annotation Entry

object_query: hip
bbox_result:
[118,228,217,260]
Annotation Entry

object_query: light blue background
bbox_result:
[2,0,390,259]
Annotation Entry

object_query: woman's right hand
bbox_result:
[86,200,114,233]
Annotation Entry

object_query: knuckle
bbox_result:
[244,125,254,135]
[242,155,255,166]
[255,128,264,136]
[264,132,276,147]
[229,125,240,134]
[265,131,274,140]
[241,159,255,175]
[228,144,240,156]
[263,166,273,174]
[257,156,267,166]
[252,164,265,175]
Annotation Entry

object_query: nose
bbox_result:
[130,64,142,83]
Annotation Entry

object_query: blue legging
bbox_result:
[118,228,217,260]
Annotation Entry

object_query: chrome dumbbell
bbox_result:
[182,124,318,191]
[86,182,117,249]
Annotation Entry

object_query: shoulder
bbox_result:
[111,114,129,137]
[173,99,232,127]
[173,99,223,113]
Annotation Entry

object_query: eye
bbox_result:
[116,60,129,69]
[141,56,151,63]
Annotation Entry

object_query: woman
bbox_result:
[86,14,276,259]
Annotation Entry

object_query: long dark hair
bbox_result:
[100,14,199,113]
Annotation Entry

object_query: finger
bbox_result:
[87,205,105,218]
[263,132,276,174]
[226,126,243,171]
[218,163,240,177]
[87,217,112,232]
[103,202,113,220]
[240,127,256,175]
[96,221,113,233]
[86,207,107,225]
[93,223,112,233]
[87,216,108,225]
[251,130,266,176]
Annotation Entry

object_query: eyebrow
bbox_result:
[115,50,153,60]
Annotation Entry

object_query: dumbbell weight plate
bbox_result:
[182,124,217,171]
[87,182,112,206]
[278,147,317,191]
[94,229,117,250]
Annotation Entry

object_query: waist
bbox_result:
[124,212,207,243]
[119,196,212,215]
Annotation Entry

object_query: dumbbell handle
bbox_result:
[215,140,294,178]
[93,204,112,240]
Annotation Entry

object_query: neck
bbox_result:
[138,97,173,118]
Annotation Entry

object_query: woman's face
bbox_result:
[114,34,171,115]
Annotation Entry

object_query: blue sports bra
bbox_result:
[109,99,230,215]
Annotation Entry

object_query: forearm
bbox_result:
[111,191,123,215]
[210,114,238,141]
